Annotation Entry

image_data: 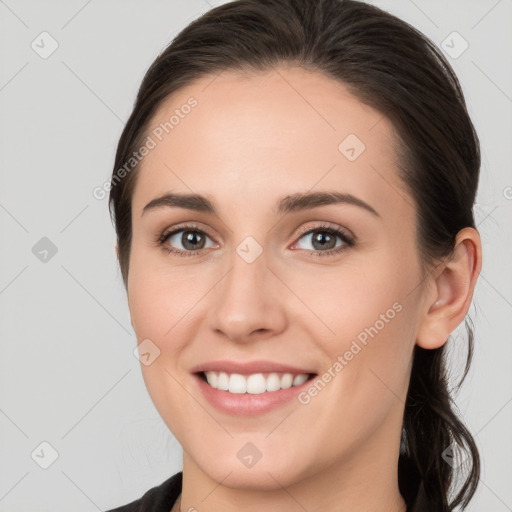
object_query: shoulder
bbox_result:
[104,471,182,512]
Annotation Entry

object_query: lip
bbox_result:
[191,360,317,416]
[190,359,316,375]
[193,374,315,416]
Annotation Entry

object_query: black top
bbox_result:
[105,472,433,512]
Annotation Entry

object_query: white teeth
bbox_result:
[228,373,247,394]
[203,371,311,394]
[266,373,281,392]
[292,374,308,386]
[205,371,218,388]
[247,373,267,394]
[217,372,229,391]
[281,373,293,389]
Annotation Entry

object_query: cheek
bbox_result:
[127,260,200,438]
[302,258,417,411]
[303,302,415,461]
[291,256,410,346]
[127,246,203,342]
[127,250,212,410]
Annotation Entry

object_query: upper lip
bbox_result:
[190,360,316,375]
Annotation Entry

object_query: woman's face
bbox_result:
[127,66,428,489]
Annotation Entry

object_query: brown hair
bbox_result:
[109,1,481,509]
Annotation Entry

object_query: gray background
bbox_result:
[0,0,511,510]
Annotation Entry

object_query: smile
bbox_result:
[191,360,318,415]
[201,371,311,394]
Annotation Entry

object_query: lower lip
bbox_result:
[193,373,315,416]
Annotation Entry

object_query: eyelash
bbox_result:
[155,222,356,258]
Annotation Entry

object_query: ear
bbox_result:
[416,227,482,349]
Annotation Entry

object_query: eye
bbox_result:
[155,222,355,258]
[156,223,217,256]
[292,224,355,257]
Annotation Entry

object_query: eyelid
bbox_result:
[292,221,355,243]
[159,221,217,242]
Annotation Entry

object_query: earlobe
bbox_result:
[416,227,482,350]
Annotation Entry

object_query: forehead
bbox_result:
[131,66,410,220]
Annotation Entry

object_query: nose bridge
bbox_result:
[207,238,286,341]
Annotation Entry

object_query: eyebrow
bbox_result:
[141,191,380,218]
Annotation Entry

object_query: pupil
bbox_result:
[313,232,335,250]
[183,231,204,250]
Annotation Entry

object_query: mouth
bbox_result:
[191,361,317,416]
[197,371,316,394]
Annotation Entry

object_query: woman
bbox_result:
[106,0,482,510]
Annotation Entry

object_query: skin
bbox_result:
[122,66,481,512]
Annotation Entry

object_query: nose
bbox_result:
[207,247,288,343]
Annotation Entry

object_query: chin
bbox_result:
[189,444,315,491]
